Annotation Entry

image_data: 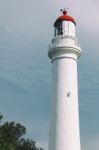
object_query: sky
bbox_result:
[0,0,99,150]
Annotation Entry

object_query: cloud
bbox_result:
[54,0,99,34]
[0,0,99,149]
[0,0,98,41]
[36,141,48,150]
[82,136,99,150]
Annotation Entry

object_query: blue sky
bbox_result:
[0,0,99,150]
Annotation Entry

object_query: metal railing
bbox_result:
[49,35,80,49]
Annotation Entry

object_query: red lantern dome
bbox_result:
[54,9,76,27]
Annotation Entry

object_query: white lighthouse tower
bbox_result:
[48,9,82,150]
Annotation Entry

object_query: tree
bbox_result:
[0,120,25,150]
[0,113,3,122]
[0,114,44,150]
[16,138,37,150]
[0,121,26,144]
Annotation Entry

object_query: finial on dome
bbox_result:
[60,8,68,15]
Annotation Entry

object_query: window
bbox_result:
[67,92,71,98]
[58,26,63,35]
[54,22,63,36]
[54,26,63,36]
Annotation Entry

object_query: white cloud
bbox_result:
[36,141,48,150]
[0,1,99,149]
[82,137,99,150]
[0,0,99,37]
[54,0,99,34]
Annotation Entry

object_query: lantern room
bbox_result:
[54,9,76,37]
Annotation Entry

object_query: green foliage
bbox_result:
[0,121,26,144]
[0,113,3,122]
[0,114,44,150]
[16,138,37,150]
[0,141,15,150]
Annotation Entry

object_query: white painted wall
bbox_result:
[48,54,81,150]
[63,21,75,37]
[48,17,82,150]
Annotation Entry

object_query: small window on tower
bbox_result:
[54,28,56,36]
[67,92,71,97]
[58,26,63,35]
[55,22,63,36]
[55,28,58,36]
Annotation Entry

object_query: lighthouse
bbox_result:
[48,9,82,150]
